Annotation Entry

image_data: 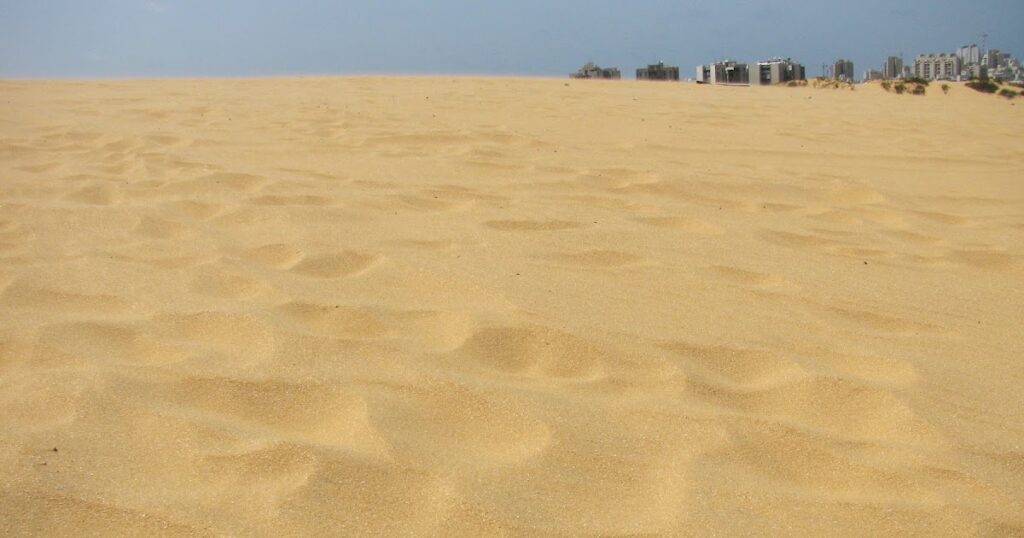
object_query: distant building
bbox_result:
[967,64,988,80]
[751,58,805,85]
[957,44,981,65]
[912,53,962,81]
[863,69,884,81]
[984,49,1001,69]
[695,60,750,84]
[570,62,621,80]
[832,59,855,82]
[993,53,1023,82]
[636,62,680,81]
[882,56,903,80]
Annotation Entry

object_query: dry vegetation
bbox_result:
[881,77,928,96]
[966,79,1021,99]
[808,78,856,90]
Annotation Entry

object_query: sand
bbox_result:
[1,76,1022,536]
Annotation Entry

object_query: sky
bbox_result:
[1,0,1022,79]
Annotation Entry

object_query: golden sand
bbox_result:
[1,77,1022,535]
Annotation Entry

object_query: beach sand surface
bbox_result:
[1,77,1022,536]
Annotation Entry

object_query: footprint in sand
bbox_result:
[708,265,799,291]
[277,302,474,353]
[367,380,552,469]
[827,305,934,334]
[912,210,972,226]
[161,200,225,221]
[67,182,123,205]
[0,220,33,246]
[149,311,276,366]
[171,376,386,451]
[168,172,269,195]
[484,219,583,231]
[15,161,63,173]
[0,281,131,314]
[633,216,723,235]
[689,374,941,443]
[385,193,476,212]
[34,321,189,367]
[243,243,307,270]
[548,249,645,268]
[946,249,1018,270]
[142,133,193,148]
[189,267,264,299]
[661,341,806,387]
[763,229,845,249]
[133,216,191,239]
[279,457,450,536]
[248,194,334,206]
[290,251,383,278]
[453,325,609,381]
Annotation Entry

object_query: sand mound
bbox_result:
[1,76,1022,536]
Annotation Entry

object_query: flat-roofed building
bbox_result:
[696,60,749,84]
[912,53,962,81]
[984,49,999,69]
[883,56,903,80]
[832,59,855,82]
[863,69,884,81]
[958,44,981,65]
[751,58,806,85]
[636,62,680,81]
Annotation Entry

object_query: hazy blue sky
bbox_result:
[1,1,1021,79]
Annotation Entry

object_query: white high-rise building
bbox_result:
[958,44,981,65]
[912,53,963,81]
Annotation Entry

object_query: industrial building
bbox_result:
[636,62,680,81]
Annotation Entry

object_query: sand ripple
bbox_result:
[2,76,1022,536]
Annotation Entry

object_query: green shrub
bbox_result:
[881,81,892,91]
[893,82,906,94]
[998,88,1018,99]
[906,76,930,86]
[911,85,926,95]
[941,84,950,94]
[966,80,999,93]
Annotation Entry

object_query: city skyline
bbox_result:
[1,0,1021,79]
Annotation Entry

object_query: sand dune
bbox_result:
[1,77,1023,536]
